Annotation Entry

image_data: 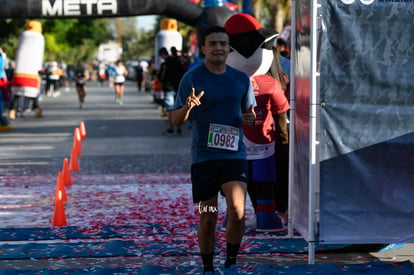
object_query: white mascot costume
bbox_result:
[10,20,45,119]
[224,14,290,232]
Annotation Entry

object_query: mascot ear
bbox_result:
[224,13,262,34]
[224,13,278,58]
[229,31,265,58]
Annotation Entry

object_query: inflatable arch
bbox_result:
[0,0,237,49]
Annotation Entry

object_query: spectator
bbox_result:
[97,62,106,86]
[224,13,289,232]
[157,47,185,136]
[134,63,144,92]
[106,62,116,88]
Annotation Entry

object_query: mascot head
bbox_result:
[26,20,42,33]
[224,13,278,77]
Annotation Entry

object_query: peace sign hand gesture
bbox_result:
[172,88,204,125]
[186,88,204,110]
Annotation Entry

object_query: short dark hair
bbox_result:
[202,26,229,45]
[158,47,168,55]
[277,38,288,47]
[170,46,178,56]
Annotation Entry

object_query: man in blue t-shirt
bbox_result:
[172,26,256,274]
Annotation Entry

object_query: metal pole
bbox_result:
[308,0,320,265]
[287,0,296,239]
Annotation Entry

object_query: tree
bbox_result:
[251,0,291,31]
[124,28,157,61]
[0,19,27,60]
[121,16,159,61]
[0,18,113,64]
[42,19,113,63]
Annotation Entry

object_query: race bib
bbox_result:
[207,123,239,151]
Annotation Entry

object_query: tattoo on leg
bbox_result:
[198,202,218,214]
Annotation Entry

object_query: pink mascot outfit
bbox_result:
[224,14,290,232]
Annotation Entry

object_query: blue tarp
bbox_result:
[318,0,414,243]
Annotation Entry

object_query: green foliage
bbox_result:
[42,18,113,63]
[0,18,113,65]
[178,21,195,48]
[0,19,26,59]
[252,0,291,31]
[1,15,203,66]
[122,28,157,61]
[64,19,112,47]
[121,16,160,61]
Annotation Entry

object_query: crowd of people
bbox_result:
[0,57,153,122]
[0,59,86,121]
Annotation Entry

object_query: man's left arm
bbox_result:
[242,84,256,125]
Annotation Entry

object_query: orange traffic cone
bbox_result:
[52,172,68,227]
[52,189,67,226]
[74,128,82,157]
[69,146,79,171]
[62,158,72,186]
[55,171,67,203]
[79,121,87,140]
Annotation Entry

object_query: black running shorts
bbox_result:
[191,159,248,203]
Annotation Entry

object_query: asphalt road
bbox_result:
[1,80,192,177]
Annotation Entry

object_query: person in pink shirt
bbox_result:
[225,13,290,232]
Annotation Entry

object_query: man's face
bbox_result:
[201,32,230,65]
[278,44,286,52]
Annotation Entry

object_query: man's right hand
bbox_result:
[186,88,204,110]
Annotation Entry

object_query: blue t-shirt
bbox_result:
[175,64,256,164]
[280,55,291,79]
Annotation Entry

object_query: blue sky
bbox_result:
[136,15,157,31]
